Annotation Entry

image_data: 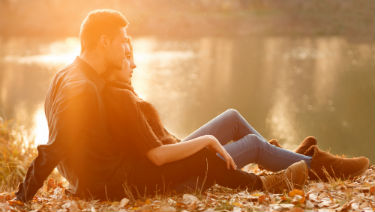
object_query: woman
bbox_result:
[102,39,369,199]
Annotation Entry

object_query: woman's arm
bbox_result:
[147,135,237,170]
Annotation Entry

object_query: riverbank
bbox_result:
[0,119,374,211]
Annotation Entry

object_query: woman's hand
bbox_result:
[206,135,237,170]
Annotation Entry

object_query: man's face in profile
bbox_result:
[104,27,130,71]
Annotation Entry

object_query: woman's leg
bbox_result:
[182,108,264,144]
[222,134,311,171]
[182,108,311,170]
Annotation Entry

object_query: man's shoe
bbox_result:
[305,145,370,181]
[260,160,308,193]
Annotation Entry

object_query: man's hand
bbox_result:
[206,135,237,170]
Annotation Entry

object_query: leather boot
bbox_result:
[260,160,308,193]
[305,145,369,181]
[294,136,317,154]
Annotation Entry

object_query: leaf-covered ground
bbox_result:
[1,165,374,212]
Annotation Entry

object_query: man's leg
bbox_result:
[162,149,263,192]
[126,149,263,195]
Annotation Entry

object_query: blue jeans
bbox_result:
[182,109,312,171]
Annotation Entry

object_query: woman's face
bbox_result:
[109,39,136,83]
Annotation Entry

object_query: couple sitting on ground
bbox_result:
[16,9,370,202]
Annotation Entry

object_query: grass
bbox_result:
[0,119,36,192]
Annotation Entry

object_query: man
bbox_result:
[16,9,135,202]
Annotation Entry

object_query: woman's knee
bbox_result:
[224,108,241,120]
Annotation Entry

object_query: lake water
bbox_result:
[0,36,374,163]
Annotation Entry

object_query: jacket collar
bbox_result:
[74,56,106,90]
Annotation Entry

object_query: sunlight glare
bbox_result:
[4,37,80,67]
[32,105,49,146]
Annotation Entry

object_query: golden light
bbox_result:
[31,105,49,146]
[4,37,80,67]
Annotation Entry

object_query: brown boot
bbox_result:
[305,145,370,181]
[260,160,308,193]
[294,136,317,154]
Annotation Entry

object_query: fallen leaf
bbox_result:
[308,193,319,202]
[135,205,153,212]
[0,193,13,201]
[292,195,305,205]
[232,206,241,212]
[8,199,24,206]
[287,207,304,212]
[157,205,176,212]
[182,194,198,205]
[47,178,56,191]
[258,194,270,204]
[289,189,304,197]
[167,198,176,206]
[120,197,129,207]
[370,186,375,195]
[280,204,294,209]
[317,197,332,208]
[305,200,314,209]
[232,201,242,207]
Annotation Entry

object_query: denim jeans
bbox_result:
[182,108,312,171]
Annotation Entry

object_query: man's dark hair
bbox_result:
[79,9,129,53]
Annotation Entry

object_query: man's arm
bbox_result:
[16,85,99,202]
[16,143,64,202]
